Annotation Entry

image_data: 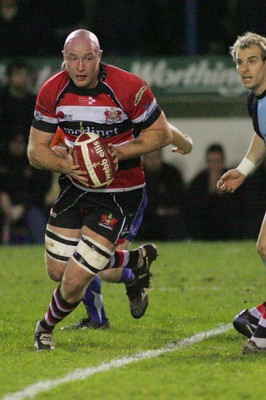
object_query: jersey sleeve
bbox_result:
[125,78,161,130]
[32,71,69,134]
[105,65,161,131]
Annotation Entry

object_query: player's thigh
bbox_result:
[45,224,81,281]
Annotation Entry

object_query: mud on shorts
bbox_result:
[48,177,146,245]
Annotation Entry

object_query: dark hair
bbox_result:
[6,59,32,79]
[206,144,225,159]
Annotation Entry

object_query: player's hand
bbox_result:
[171,146,185,154]
[171,134,193,155]
[51,145,68,159]
[217,169,246,193]
[51,145,88,183]
[66,147,90,187]
[107,143,119,171]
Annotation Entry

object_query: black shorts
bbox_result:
[48,176,145,244]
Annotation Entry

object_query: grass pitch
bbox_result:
[0,241,265,400]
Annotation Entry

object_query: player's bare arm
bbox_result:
[27,127,88,184]
[115,112,172,161]
[169,123,193,154]
[244,132,266,165]
[217,133,266,193]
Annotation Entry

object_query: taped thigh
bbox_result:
[72,235,113,275]
[45,227,79,263]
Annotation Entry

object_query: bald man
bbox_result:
[28,29,192,351]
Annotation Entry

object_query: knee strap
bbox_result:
[45,228,79,262]
[72,235,113,275]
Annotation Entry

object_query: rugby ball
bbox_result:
[72,132,116,188]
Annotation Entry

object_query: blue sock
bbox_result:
[118,268,135,283]
[82,276,108,324]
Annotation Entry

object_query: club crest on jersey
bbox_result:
[104,107,122,123]
[134,86,147,106]
[98,213,118,230]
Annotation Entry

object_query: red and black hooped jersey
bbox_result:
[32,63,162,192]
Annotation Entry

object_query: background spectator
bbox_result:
[186,143,245,240]
[137,149,187,241]
[0,133,52,244]
[0,59,52,244]
[0,59,35,154]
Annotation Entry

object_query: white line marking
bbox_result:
[2,324,232,400]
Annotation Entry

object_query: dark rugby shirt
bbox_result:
[247,90,266,143]
[32,63,161,192]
